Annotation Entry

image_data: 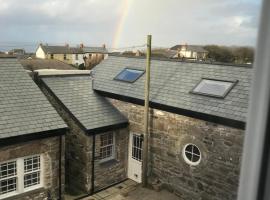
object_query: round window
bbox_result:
[182,144,201,166]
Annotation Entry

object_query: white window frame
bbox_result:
[237,0,270,199]
[99,133,115,163]
[182,144,201,166]
[0,155,43,199]
[0,159,18,199]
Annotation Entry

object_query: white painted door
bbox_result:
[128,132,143,183]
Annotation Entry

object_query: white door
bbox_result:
[128,132,143,183]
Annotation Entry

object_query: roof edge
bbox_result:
[0,128,67,147]
[87,121,129,135]
[107,54,252,68]
[94,89,246,130]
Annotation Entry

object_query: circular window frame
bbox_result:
[182,143,201,166]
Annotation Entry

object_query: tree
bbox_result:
[78,63,85,70]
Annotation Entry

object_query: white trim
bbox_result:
[0,154,43,199]
[237,0,270,199]
[99,133,115,163]
[182,144,201,166]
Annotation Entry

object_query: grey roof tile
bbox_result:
[93,56,253,123]
[41,75,127,132]
[0,59,67,139]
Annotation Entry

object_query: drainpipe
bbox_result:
[142,35,152,187]
[90,134,96,194]
[59,135,62,200]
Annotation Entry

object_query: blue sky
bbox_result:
[0,0,262,52]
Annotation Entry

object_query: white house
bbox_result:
[170,44,208,60]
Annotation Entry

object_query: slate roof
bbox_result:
[171,45,208,52]
[20,58,77,70]
[92,56,253,125]
[40,45,107,54]
[40,75,128,133]
[40,45,73,54]
[0,59,67,139]
[83,47,108,54]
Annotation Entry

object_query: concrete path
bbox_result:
[82,179,181,200]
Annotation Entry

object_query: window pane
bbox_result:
[0,178,16,195]
[114,68,144,82]
[24,156,40,173]
[0,161,16,179]
[192,79,235,97]
[185,145,193,153]
[100,133,114,161]
[24,172,40,188]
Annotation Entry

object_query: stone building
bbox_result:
[91,55,252,200]
[35,44,108,68]
[0,59,67,200]
[36,71,129,197]
[27,54,251,199]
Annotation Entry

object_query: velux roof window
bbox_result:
[191,79,237,98]
[114,68,144,83]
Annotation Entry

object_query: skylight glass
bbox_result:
[114,68,144,83]
[191,79,236,98]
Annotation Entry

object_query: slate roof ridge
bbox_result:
[107,54,253,68]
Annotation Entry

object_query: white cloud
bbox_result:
[0,0,262,51]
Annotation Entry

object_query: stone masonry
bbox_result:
[0,136,65,200]
[110,99,244,200]
[39,81,129,196]
[94,128,129,191]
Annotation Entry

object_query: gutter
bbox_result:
[94,90,246,130]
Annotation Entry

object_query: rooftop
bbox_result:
[170,45,208,52]
[20,58,77,71]
[39,73,128,134]
[92,56,252,128]
[0,59,67,140]
[40,44,108,54]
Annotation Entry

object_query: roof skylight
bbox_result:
[114,68,144,83]
[191,79,237,98]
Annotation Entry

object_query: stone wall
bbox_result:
[39,81,128,195]
[110,99,244,200]
[94,128,129,191]
[0,136,64,200]
[39,82,92,195]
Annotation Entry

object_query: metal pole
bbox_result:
[142,35,151,187]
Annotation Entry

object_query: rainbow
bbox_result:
[112,0,134,49]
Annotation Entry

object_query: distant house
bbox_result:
[0,58,67,199]
[35,44,82,65]
[170,44,208,60]
[8,49,25,55]
[35,44,108,68]
[82,44,108,70]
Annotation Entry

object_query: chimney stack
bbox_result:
[102,44,106,49]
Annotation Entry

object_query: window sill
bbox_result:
[99,159,118,168]
[3,187,45,200]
